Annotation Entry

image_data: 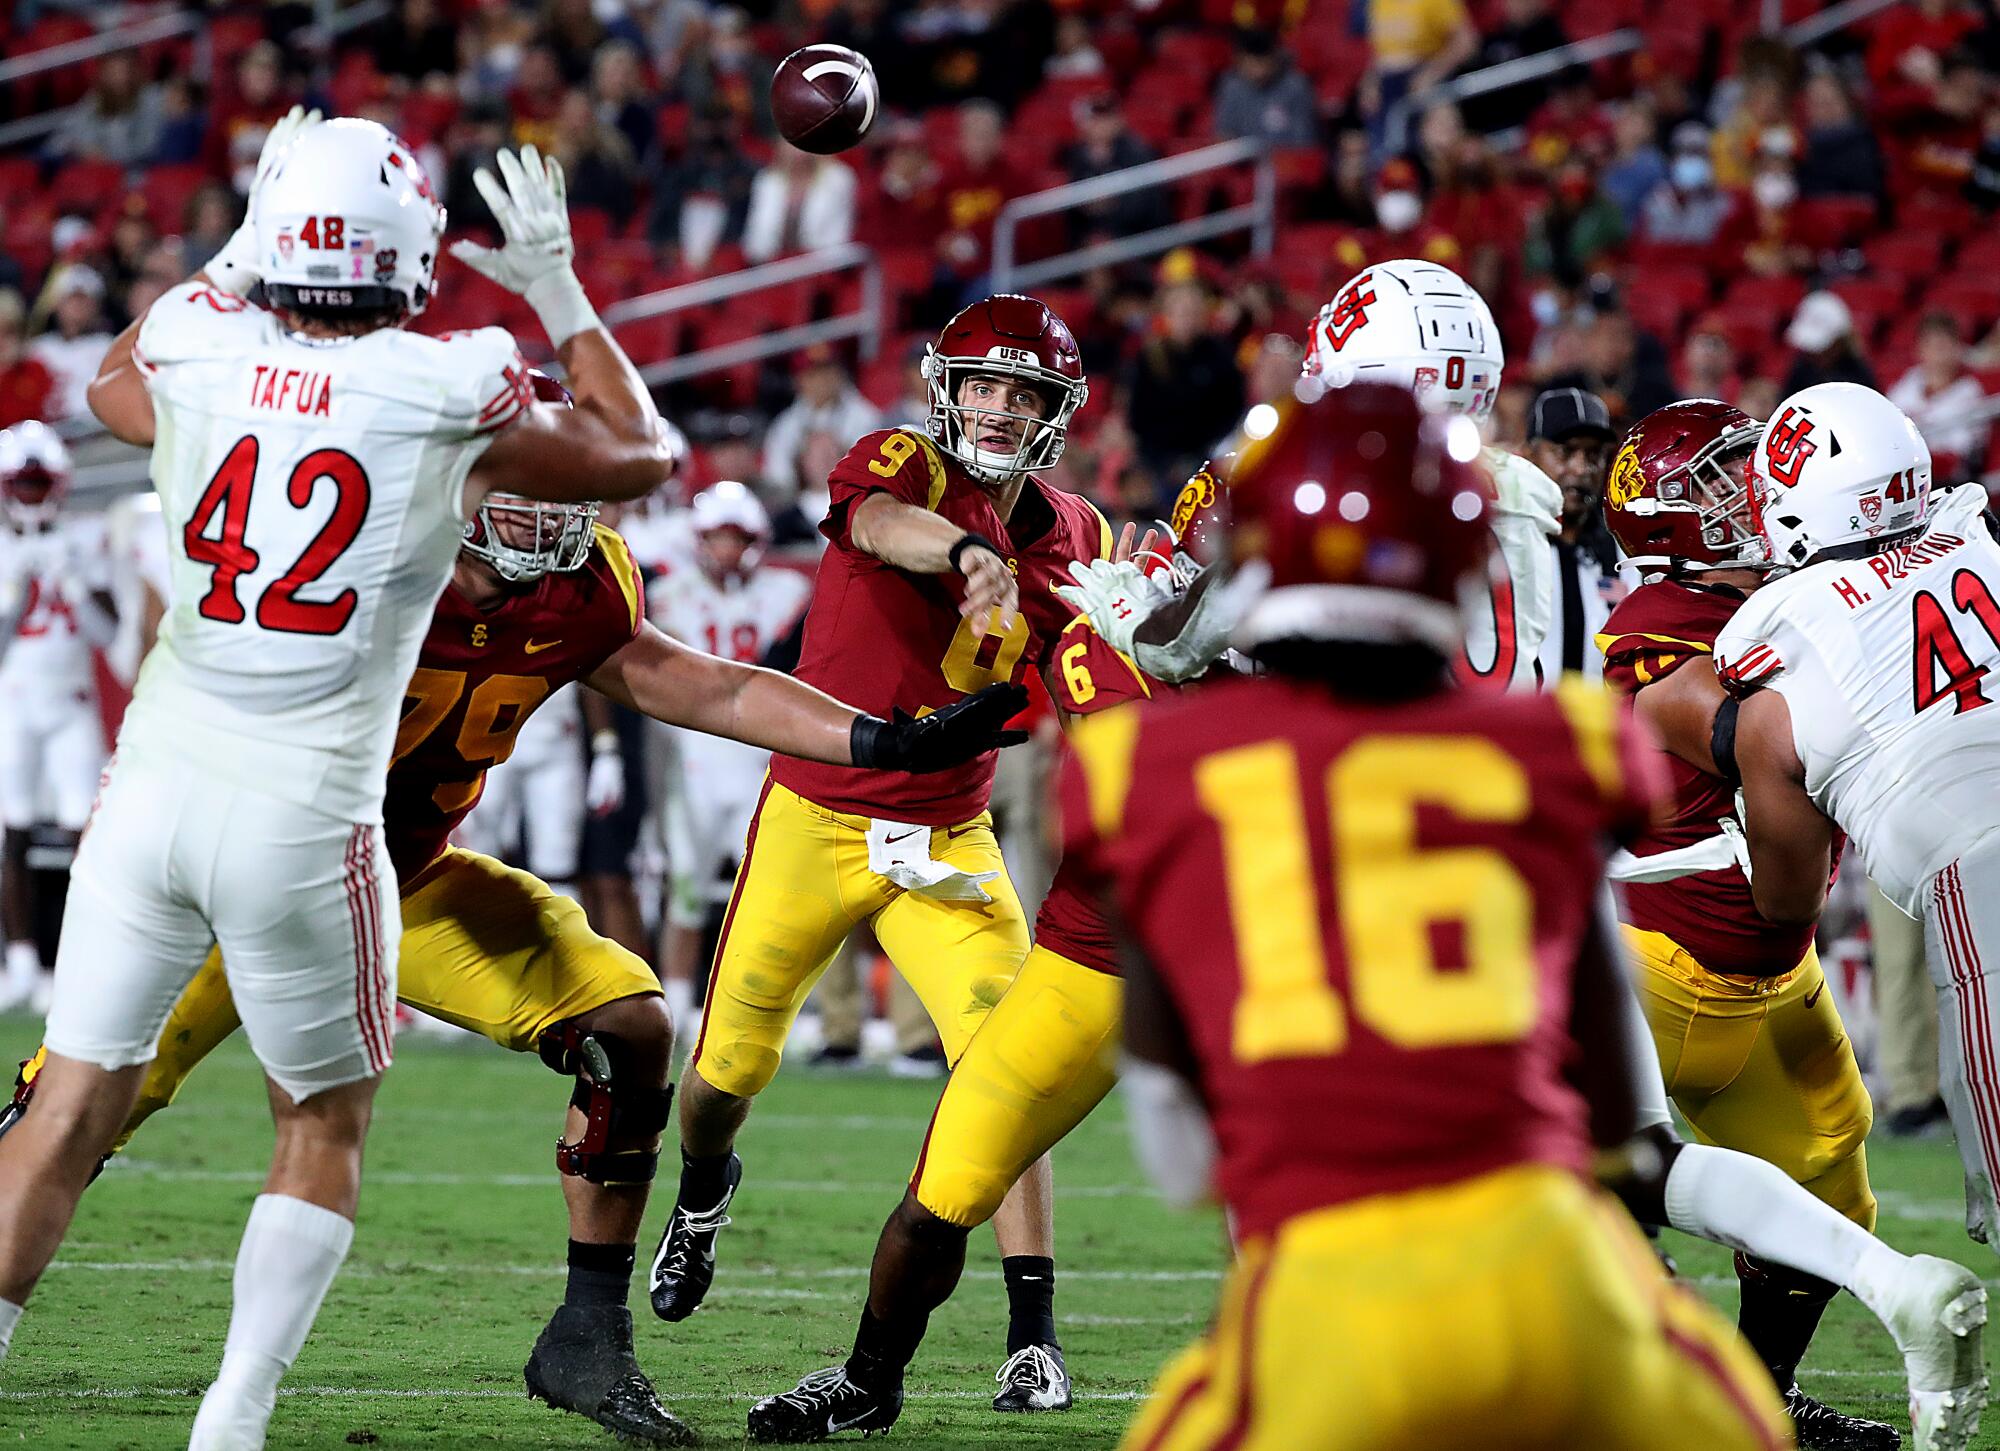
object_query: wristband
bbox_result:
[948,533,1001,575]
[849,713,894,770]
[591,728,621,757]
[524,268,603,349]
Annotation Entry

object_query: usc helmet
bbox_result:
[1302,260,1503,419]
[461,370,598,581]
[923,294,1088,482]
[1605,399,1767,576]
[1226,381,1490,655]
[0,420,69,532]
[1150,453,1233,585]
[255,117,446,319]
[1748,382,1931,570]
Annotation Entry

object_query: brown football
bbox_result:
[771,44,880,155]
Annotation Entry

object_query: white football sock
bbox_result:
[189,1195,354,1450]
[0,1295,22,1361]
[664,978,695,1035]
[1663,1143,1904,1320]
[4,941,39,990]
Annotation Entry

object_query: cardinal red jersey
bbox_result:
[383,524,644,881]
[771,428,1111,825]
[1597,580,1824,976]
[1034,617,1155,974]
[1060,675,1665,1239]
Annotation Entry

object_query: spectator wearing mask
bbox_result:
[1372,158,1467,264]
[1526,388,1622,681]
[27,266,112,421]
[1797,71,1886,202]
[1361,0,1478,155]
[1523,159,1626,285]
[761,345,884,511]
[49,49,162,168]
[1720,138,1815,278]
[1061,94,1166,245]
[0,292,57,427]
[1045,13,1106,80]
[1600,99,1667,228]
[1781,291,1878,393]
[1641,121,1733,247]
[1889,312,1989,478]
[1214,29,1321,149]
[1121,279,1245,501]
[744,143,858,263]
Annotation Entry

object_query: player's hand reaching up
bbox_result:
[207,104,321,297]
[451,146,603,348]
[952,535,1018,639]
[850,684,1032,774]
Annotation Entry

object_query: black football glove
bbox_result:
[849,683,1031,774]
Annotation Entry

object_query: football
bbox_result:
[771,43,879,155]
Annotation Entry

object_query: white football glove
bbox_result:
[1054,557,1171,658]
[586,750,626,815]
[207,104,321,297]
[449,145,601,346]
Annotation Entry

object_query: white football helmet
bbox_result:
[255,117,446,319]
[1748,382,1931,570]
[690,479,770,583]
[1303,259,1503,419]
[0,420,70,531]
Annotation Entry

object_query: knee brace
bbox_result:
[537,1021,674,1186]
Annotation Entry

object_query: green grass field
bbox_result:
[0,1016,1995,1450]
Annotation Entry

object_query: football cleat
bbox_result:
[1784,1384,1900,1451]
[748,1365,902,1442]
[1882,1256,1988,1451]
[523,1304,695,1447]
[992,1344,1071,1413]
[648,1151,741,1321]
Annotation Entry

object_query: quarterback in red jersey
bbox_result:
[1,441,1021,1446]
[655,295,1119,1403]
[1065,382,1793,1451]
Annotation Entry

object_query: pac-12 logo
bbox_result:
[1762,405,1818,488]
[1320,272,1376,353]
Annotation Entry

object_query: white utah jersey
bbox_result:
[1715,484,2000,914]
[128,282,531,821]
[649,558,810,776]
[0,515,112,695]
[1461,444,1561,691]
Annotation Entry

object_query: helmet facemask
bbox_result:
[1634,420,1770,573]
[1,464,63,532]
[924,351,1085,483]
[461,494,598,582]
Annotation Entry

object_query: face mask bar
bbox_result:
[925,353,1085,481]
[1,469,63,531]
[1654,420,1767,569]
[461,493,599,581]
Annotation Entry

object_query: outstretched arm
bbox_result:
[584,621,1026,771]
[847,492,1017,637]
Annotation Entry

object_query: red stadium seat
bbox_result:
[51,159,128,219]
[1790,196,1878,251]
[1930,274,2000,332]
[1829,275,1908,342]
[1898,196,1977,243]
[139,164,208,233]
[1721,274,1808,320]
[1866,230,1947,280]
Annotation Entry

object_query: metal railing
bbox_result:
[1383,28,1643,155]
[1784,0,1902,46]
[990,136,1273,294]
[601,243,883,388]
[0,9,207,151]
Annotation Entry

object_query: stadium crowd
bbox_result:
[2,0,1995,1098]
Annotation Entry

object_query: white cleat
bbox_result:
[1884,1254,1988,1451]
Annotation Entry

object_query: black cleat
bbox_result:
[1783,1385,1900,1451]
[524,1304,696,1446]
[748,1365,902,1442]
[992,1345,1071,1412]
[649,1152,741,1322]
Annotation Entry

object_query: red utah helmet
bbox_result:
[1226,381,1490,654]
[0,420,70,532]
[1604,399,1767,575]
[923,294,1088,482]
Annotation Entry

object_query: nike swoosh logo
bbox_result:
[827,1410,875,1433]
[884,829,921,844]
[1804,984,1825,1009]
[523,639,561,654]
[944,825,976,839]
